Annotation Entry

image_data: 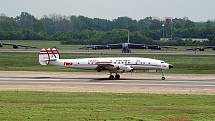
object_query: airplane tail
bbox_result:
[39,48,60,65]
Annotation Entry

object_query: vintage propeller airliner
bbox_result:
[39,48,173,80]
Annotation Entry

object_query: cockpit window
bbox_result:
[161,61,165,63]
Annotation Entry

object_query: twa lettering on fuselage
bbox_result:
[64,62,73,67]
[88,60,98,65]
[114,60,131,65]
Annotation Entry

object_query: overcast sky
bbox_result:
[1,0,214,21]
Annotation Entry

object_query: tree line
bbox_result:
[0,12,215,45]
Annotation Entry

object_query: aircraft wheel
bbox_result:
[115,74,120,80]
[162,77,166,80]
[109,75,114,80]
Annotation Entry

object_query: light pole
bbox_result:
[162,24,165,39]
[118,29,131,53]
[127,30,130,43]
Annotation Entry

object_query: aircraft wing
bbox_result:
[146,45,161,50]
[95,61,114,72]
[2,43,19,48]
[95,61,133,72]
[2,43,37,49]
[204,46,213,49]
[108,44,122,49]
[187,47,204,51]
[16,45,37,49]
[108,43,146,49]
[204,46,215,49]
[186,48,196,51]
[79,46,91,50]
[146,45,177,50]
[129,43,146,49]
[160,46,177,49]
[80,45,109,50]
[2,43,14,46]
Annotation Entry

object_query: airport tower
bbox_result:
[162,17,173,40]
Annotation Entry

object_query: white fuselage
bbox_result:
[50,57,170,70]
[39,48,173,80]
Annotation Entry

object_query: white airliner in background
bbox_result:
[39,48,173,80]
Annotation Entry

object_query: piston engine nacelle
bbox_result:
[96,66,105,72]
[114,64,134,72]
[96,65,134,72]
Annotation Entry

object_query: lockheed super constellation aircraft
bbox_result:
[39,48,173,80]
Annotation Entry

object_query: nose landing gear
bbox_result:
[161,77,166,80]
[161,70,166,80]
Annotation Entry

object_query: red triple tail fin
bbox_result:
[39,48,60,65]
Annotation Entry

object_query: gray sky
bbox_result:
[1,0,214,21]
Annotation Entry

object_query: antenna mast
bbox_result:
[127,30,130,43]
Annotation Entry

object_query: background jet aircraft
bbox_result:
[187,47,205,51]
[80,45,110,50]
[146,45,177,50]
[204,46,215,50]
[80,30,177,53]
[187,46,215,51]
[0,43,37,49]
[80,30,146,53]
[108,43,146,53]
[80,43,146,53]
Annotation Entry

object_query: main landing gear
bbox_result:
[109,73,120,80]
[161,70,166,80]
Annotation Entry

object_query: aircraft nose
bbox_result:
[169,64,173,69]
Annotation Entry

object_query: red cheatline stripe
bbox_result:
[40,50,58,53]
[39,50,59,54]
[39,53,48,55]
[68,64,161,67]
[98,62,112,63]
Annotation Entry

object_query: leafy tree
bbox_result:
[0,12,215,46]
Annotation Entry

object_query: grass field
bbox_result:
[0,52,215,74]
[0,40,214,121]
[0,40,215,74]
[0,91,214,121]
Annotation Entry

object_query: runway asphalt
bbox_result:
[0,72,214,94]
[0,76,215,88]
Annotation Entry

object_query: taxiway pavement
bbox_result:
[0,71,214,94]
